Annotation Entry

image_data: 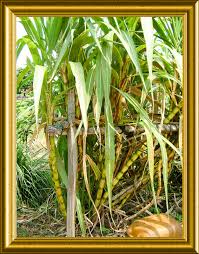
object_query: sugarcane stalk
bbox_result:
[94,167,106,208]
[114,134,124,177]
[116,193,131,210]
[112,185,135,208]
[99,144,146,206]
[114,148,176,210]
[48,136,67,218]
[99,98,181,208]
[97,99,182,211]
[164,100,182,124]
[126,159,163,218]
[46,87,67,218]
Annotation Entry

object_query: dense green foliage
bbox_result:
[17,16,182,236]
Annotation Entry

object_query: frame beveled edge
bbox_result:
[0,0,198,253]
[195,1,199,253]
[0,0,2,253]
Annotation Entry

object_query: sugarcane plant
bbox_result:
[17,16,183,236]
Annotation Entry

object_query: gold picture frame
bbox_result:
[0,0,198,253]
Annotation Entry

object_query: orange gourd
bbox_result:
[127,213,182,238]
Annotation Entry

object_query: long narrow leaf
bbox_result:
[103,20,146,91]
[70,30,94,61]
[20,17,42,48]
[33,65,47,128]
[171,48,182,81]
[86,154,101,180]
[76,194,86,236]
[16,38,26,59]
[49,31,73,83]
[17,65,30,88]
[141,122,158,212]
[141,17,154,82]
[94,52,104,129]
[21,36,42,65]
[69,62,88,131]
[116,89,180,156]
[85,18,103,56]
[101,32,115,213]
[48,18,63,53]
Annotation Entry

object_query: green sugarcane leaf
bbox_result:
[32,65,47,128]
[33,17,45,48]
[70,30,94,61]
[20,36,42,65]
[94,52,104,129]
[76,194,86,236]
[85,18,104,57]
[49,31,73,83]
[20,17,43,48]
[86,154,101,180]
[48,17,63,53]
[55,147,68,188]
[105,105,115,213]
[16,38,26,59]
[141,17,154,83]
[103,20,146,92]
[69,62,88,131]
[153,18,173,48]
[101,32,115,213]
[171,48,182,81]
[116,89,180,156]
[86,66,95,104]
[17,65,30,89]
[115,89,179,212]
[141,122,158,212]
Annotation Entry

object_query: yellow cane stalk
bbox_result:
[98,100,182,208]
[49,136,67,218]
[94,167,106,208]
[99,145,145,206]
[164,100,182,124]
